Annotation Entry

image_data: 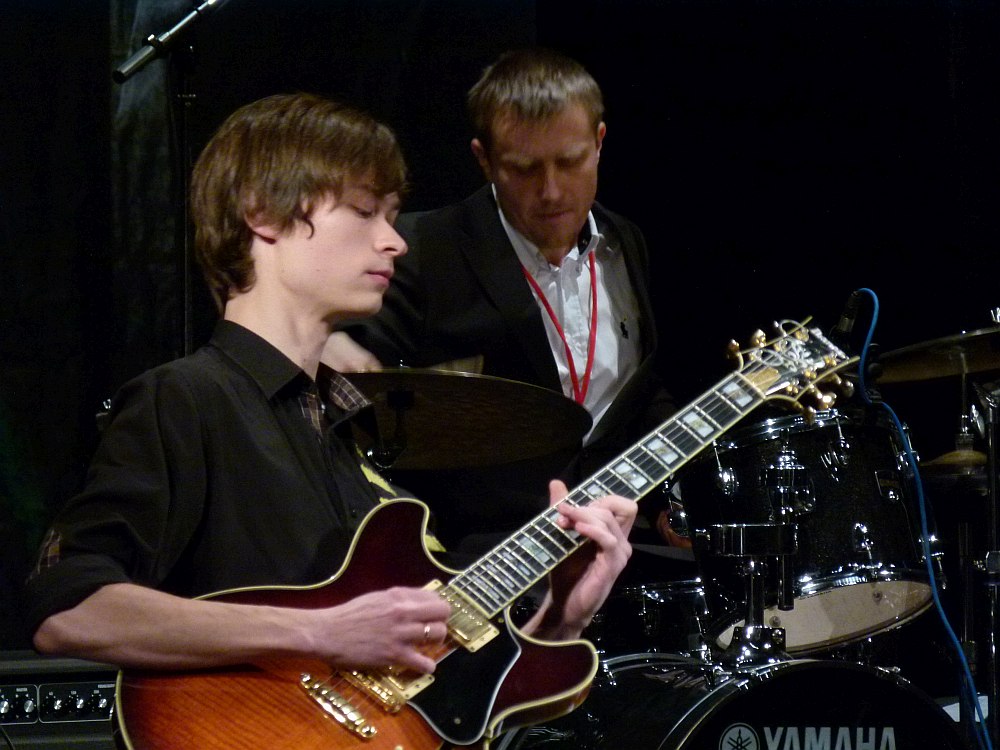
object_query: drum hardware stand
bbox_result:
[958,520,977,676]
[972,381,999,746]
[364,387,414,471]
[706,522,797,668]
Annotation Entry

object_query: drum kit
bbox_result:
[348,323,1000,750]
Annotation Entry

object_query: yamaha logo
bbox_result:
[720,725,898,750]
[719,723,759,749]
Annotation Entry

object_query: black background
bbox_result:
[2,0,998,660]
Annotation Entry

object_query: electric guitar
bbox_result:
[114,319,856,750]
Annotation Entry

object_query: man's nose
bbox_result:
[381,224,407,256]
[539,165,563,200]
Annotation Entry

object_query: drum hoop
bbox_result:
[798,565,933,594]
[714,408,850,450]
[616,580,706,598]
[721,406,911,452]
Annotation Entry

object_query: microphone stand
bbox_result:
[113,1,231,356]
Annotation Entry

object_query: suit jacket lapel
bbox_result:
[584,208,660,444]
[598,207,658,362]
[454,186,562,390]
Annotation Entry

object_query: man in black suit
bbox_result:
[326,48,676,562]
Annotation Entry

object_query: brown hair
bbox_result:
[467,48,604,152]
[190,93,408,311]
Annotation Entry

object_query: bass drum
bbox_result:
[678,407,942,654]
[496,653,965,749]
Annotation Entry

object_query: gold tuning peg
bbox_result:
[824,373,854,399]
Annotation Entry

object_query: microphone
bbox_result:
[831,290,863,343]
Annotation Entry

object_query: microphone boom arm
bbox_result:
[113,0,231,84]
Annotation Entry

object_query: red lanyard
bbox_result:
[521,252,598,405]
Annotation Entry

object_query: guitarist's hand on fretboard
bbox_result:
[522,479,637,641]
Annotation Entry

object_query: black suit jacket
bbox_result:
[345,185,675,557]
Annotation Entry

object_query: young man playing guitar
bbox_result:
[23,92,636,748]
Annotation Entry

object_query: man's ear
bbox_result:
[470,138,492,181]
[245,212,281,244]
[595,121,606,159]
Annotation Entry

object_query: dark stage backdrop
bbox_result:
[1,0,998,648]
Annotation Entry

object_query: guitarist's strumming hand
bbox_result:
[524,480,636,641]
[309,586,453,675]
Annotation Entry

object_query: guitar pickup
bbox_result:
[436,585,499,651]
[342,670,405,712]
[343,666,438,707]
[299,673,376,740]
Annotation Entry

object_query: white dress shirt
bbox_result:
[497,203,642,443]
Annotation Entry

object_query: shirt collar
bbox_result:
[210,320,301,399]
[491,184,603,273]
[209,320,372,419]
[317,364,372,417]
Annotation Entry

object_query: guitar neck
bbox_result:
[447,359,778,620]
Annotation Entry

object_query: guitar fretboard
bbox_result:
[445,356,785,619]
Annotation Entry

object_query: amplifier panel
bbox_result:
[0,651,116,749]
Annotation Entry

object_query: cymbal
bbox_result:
[877,325,1000,383]
[920,448,987,470]
[346,369,592,470]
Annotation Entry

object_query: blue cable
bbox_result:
[853,286,992,750]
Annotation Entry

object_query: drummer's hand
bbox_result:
[655,508,693,549]
[322,332,382,372]
[527,480,636,640]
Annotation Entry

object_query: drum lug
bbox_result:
[720,623,790,669]
[709,443,739,497]
[874,469,904,503]
[852,522,875,563]
[763,441,815,515]
[819,425,851,481]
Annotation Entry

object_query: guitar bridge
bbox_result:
[299,673,377,740]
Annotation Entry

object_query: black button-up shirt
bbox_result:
[24,321,411,633]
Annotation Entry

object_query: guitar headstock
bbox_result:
[727,318,859,418]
